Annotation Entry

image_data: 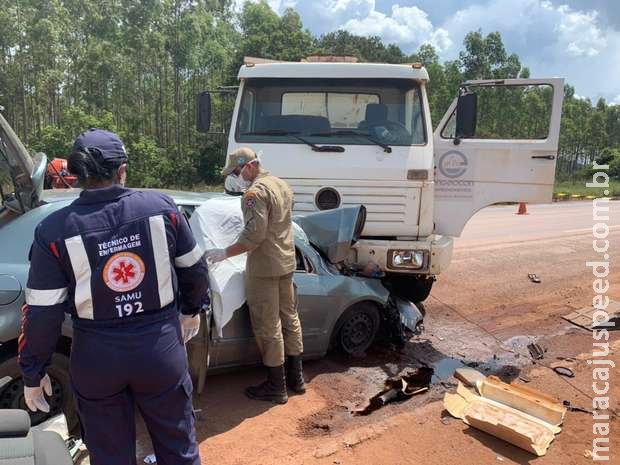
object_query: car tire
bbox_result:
[384,275,434,302]
[333,302,381,355]
[0,353,80,437]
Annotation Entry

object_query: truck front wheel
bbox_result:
[383,275,434,303]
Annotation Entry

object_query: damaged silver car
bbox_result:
[0,109,423,431]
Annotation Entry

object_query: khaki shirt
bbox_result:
[238,170,296,277]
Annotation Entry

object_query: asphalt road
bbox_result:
[456,200,620,248]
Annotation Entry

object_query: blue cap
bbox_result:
[72,129,127,164]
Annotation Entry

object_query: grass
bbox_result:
[554,179,620,198]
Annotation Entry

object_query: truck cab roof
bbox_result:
[238,62,429,81]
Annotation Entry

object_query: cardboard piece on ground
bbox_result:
[443,378,566,456]
[562,300,620,330]
[454,367,486,388]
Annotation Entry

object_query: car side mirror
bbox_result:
[197,92,211,133]
[455,91,477,139]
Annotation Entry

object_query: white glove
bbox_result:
[205,248,227,264]
[24,374,52,413]
[180,314,200,343]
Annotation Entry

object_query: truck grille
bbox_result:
[288,181,416,235]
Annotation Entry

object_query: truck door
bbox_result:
[433,78,564,237]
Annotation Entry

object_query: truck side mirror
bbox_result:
[197,92,211,133]
[455,91,477,139]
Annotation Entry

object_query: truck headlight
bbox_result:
[388,250,426,270]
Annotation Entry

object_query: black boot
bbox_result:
[286,355,306,394]
[245,365,288,404]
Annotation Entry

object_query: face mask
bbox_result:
[225,174,249,194]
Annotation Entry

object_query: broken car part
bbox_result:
[353,367,433,416]
[553,367,575,378]
[562,400,592,414]
[444,374,566,456]
[528,273,541,283]
[527,343,545,360]
[562,300,620,331]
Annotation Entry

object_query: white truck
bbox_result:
[197,57,564,302]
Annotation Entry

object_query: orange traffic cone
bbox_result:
[516,202,528,215]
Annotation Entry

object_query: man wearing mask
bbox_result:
[206,147,304,404]
[19,129,208,465]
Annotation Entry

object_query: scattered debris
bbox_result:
[527,343,545,360]
[144,454,157,464]
[553,367,575,378]
[562,300,620,331]
[353,367,433,416]
[518,375,531,383]
[528,273,541,283]
[441,416,452,425]
[64,437,83,461]
[584,450,594,459]
[454,367,486,387]
[443,376,566,456]
[563,400,592,414]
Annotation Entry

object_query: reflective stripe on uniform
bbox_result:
[174,244,203,268]
[25,287,68,306]
[65,235,94,319]
[149,215,174,307]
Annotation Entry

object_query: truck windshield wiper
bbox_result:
[310,130,392,153]
[241,131,344,153]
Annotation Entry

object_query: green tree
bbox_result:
[236,2,315,67]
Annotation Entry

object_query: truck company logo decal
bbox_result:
[438,150,468,179]
[103,252,145,293]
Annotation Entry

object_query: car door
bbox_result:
[433,78,564,237]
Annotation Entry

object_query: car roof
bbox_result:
[41,188,224,206]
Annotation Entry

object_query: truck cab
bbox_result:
[198,57,564,301]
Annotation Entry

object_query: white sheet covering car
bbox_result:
[189,196,247,336]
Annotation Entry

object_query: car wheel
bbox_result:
[334,302,381,354]
[384,275,434,302]
[0,353,80,436]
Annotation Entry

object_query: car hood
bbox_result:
[0,110,47,213]
[293,205,366,264]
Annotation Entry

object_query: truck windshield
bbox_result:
[236,78,426,147]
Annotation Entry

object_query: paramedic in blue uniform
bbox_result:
[18,129,208,465]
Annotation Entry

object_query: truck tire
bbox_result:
[0,353,80,437]
[384,275,434,303]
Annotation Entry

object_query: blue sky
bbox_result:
[237,0,620,105]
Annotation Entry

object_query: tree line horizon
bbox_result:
[1,0,618,188]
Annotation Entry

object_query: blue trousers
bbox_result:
[70,309,200,465]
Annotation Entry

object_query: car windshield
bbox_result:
[236,78,426,147]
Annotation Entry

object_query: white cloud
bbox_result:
[340,3,452,52]
[234,0,620,102]
[437,0,619,101]
[234,0,296,14]
[552,4,606,56]
[613,94,620,105]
